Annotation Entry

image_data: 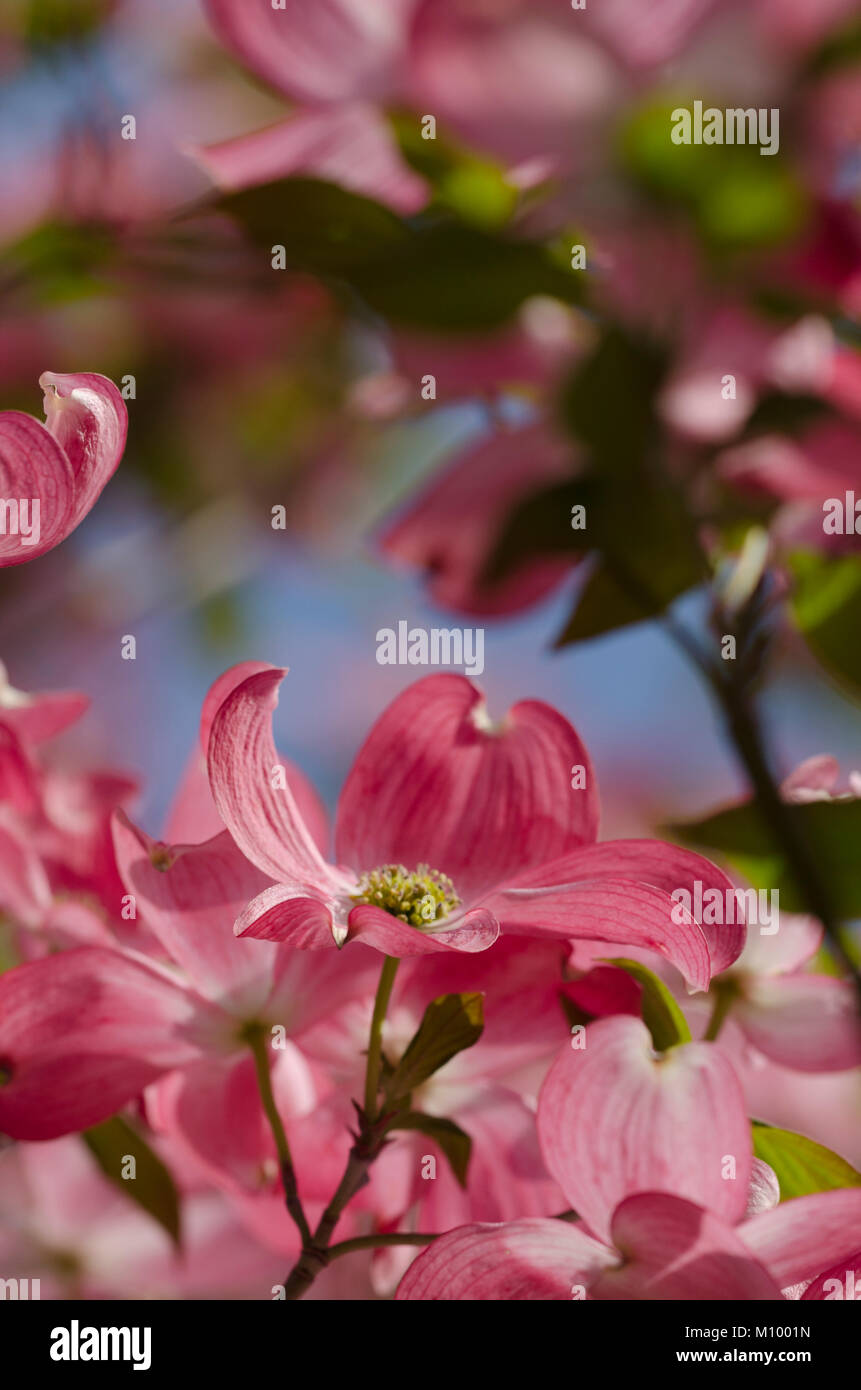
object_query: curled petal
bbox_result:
[40,371,127,526]
[234,883,339,949]
[537,1016,752,1242]
[207,666,335,890]
[346,903,499,956]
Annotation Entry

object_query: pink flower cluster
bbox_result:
[0,663,857,1299]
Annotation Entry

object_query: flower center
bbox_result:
[351,864,460,930]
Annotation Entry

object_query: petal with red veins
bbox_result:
[502,839,744,974]
[592,1194,781,1300]
[346,902,499,956]
[484,876,712,991]
[335,673,598,901]
[537,1016,752,1242]
[801,1250,861,1300]
[207,666,335,890]
[234,884,339,949]
[0,948,207,1140]
[40,371,127,529]
[395,1217,615,1300]
[0,412,76,564]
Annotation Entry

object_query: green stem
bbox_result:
[704,982,737,1042]
[364,955,399,1120]
[247,1024,312,1248]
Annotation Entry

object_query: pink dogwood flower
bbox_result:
[0,373,126,566]
[209,665,740,985]
[397,1016,861,1299]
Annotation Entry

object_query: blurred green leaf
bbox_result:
[669,797,861,917]
[389,1112,473,1188]
[24,0,112,45]
[604,958,692,1050]
[83,1115,181,1247]
[216,177,579,329]
[790,551,861,698]
[386,993,484,1100]
[390,111,516,229]
[621,98,806,249]
[752,1122,861,1200]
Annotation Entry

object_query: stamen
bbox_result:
[351,864,460,930]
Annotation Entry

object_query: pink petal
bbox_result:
[207,665,336,891]
[0,948,206,1140]
[484,875,712,991]
[194,106,427,215]
[503,839,744,975]
[801,1249,861,1300]
[537,1016,752,1243]
[378,423,576,617]
[395,1218,615,1300]
[168,663,328,854]
[591,1194,781,1300]
[234,883,339,948]
[112,812,281,1013]
[736,912,822,976]
[579,0,717,69]
[346,903,499,956]
[736,975,861,1072]
[203,0,409,104]
[335,674,598,901]
[0,818,51,926]
[781,754,842,800]
[740,1190,861,1287]
[0,411,76,564]
[0,662,88,745]
[39,371,127,529]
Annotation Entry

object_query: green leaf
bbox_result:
[386,993,484,1100]
[217,178,409,276]
[669,798,861,918]
[790,551,861,698]
[752,1122,861,1201]
[389,1112,473,1188]
[605,958,692,1050]
[83,1116,181,1247]
[216,177,579,329]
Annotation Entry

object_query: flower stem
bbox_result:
[364,955,399,1121]
[247,1023,312,1248]
[704,980,737,1042]
[327,1232,437,1261]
